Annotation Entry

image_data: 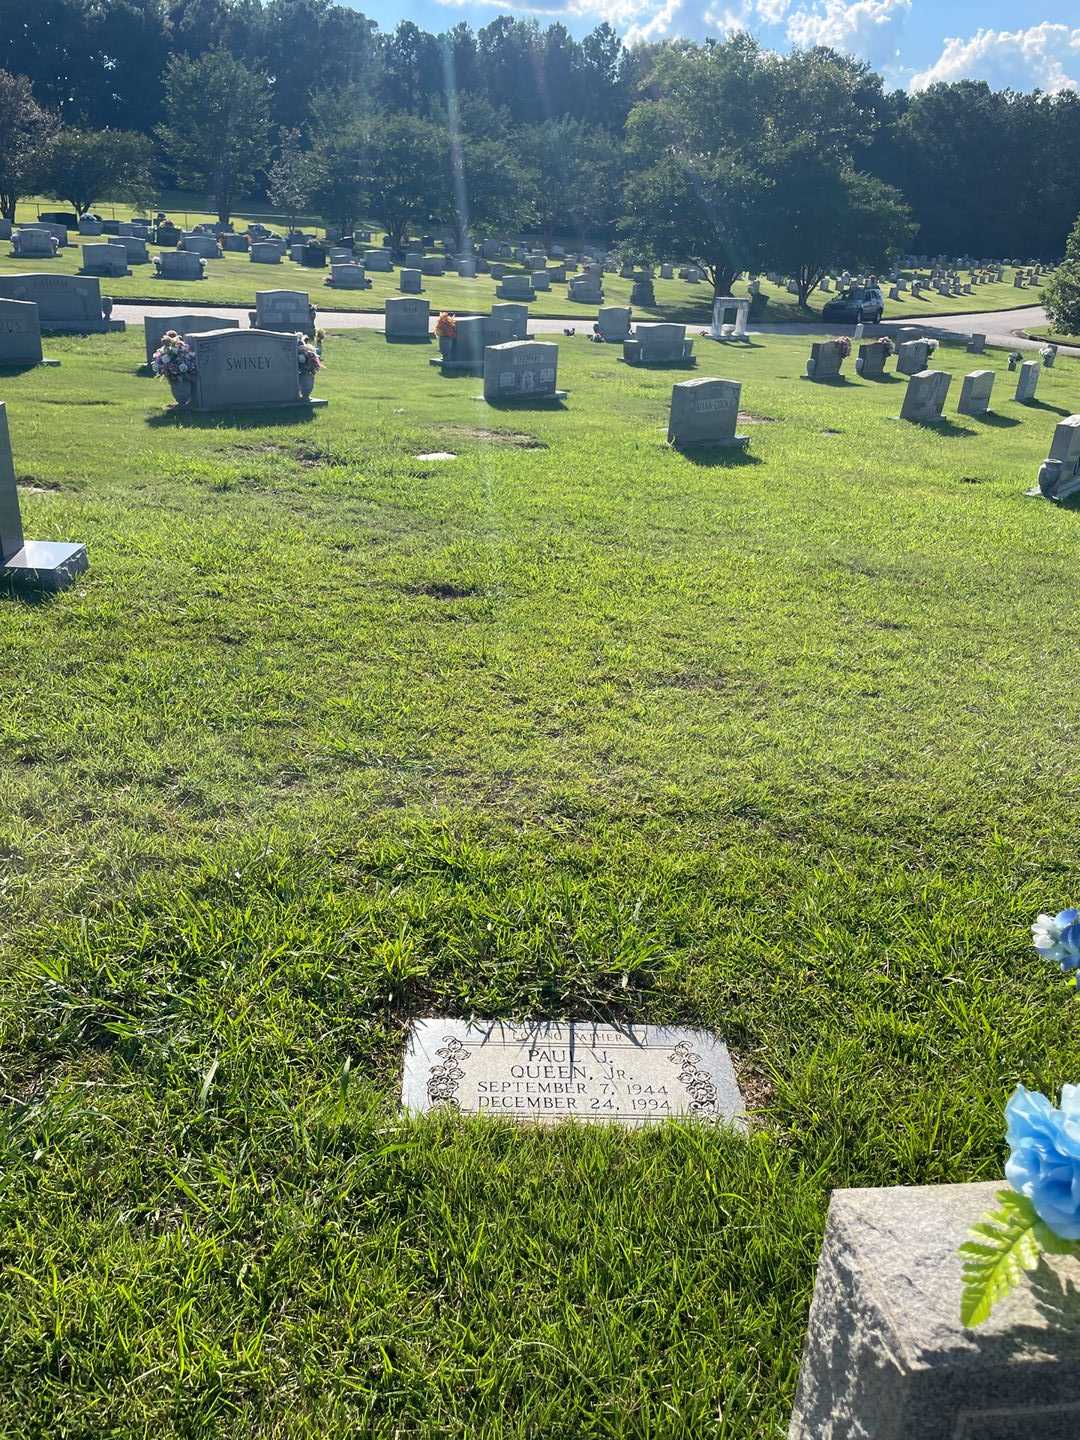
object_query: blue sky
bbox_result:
[350,0,1080,93]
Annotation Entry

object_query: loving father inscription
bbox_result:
[402,1019,744,1127]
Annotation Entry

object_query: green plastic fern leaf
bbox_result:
[959,1189,1044,1328]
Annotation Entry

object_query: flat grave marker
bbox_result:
[0,402,87,592]
[402,1019,744,1127]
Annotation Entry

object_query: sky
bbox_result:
[350,0,1080,94]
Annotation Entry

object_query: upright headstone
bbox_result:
[896,339,930,376]
[630,277,656,306]
[112,234,148,264]
[0,274,122,332]
[855,342,890,379]
[252,290,314,336]
[327,263,368,289]
[250,242,282,264]
[805,341,847,380]
[597,306,630,342]
[568,275,602,304]
[1037,415,1080,500]
[144,313,239,368]
[667,377,747,451]
[80,242,129,277]
[1014,361,1040,403]
[220,234,247,253]
[788,1182,1080,1440]
[0,298,47,367]
[399,268,423,293]
[0,402,87,592]
[78,218,103,236]
[531,270,550,292]
[180,233,220,259]
[420,256,446,276]
[957,370,994,417]
[497,275,535,302]
[384,297,430,340]
[966,333,986,354]
[489,303,528,340]
[155,249,205,280]
[189,328,324,411]
[623,323,692,365]
[12,229,58,259]
[900,369,951,423]
[483,341,565,404]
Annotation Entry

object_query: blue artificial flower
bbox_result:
[1005,1085,1080,1240]
[1032,908,1080,978]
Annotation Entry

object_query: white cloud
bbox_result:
[785,0,910,67]
[909,24,1080,94]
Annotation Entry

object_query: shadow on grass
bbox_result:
[905,418,977,438]
[383,335,433,345]
[145,406,319,429]
[483,398,567,412]
[680,449,763,469]
[801,375,854,387]
[0,362,44,377]
[971,412,1021,428]
[1016,399,1072,416]
[859,373,903,384]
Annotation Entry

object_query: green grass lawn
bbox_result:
[2,329,1079,1437]
[3,210,1041,323]
[1025,324,1080,348]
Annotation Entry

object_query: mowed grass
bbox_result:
[1027,324,1080,348]
[1,330,1080,1438]
[1,221,1040,323]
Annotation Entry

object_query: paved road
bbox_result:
[113,300,1074,354]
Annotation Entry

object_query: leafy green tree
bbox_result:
[0,67,56,220]
[43,127,153,217]
[156,49,272,226]
[353,111,448,252]
[519,117,605,251]
[1042,214,1080,338]
[266,127,317,230]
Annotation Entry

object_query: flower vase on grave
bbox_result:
[168,377,193,407]
[299,371,315,399]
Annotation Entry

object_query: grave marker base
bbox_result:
[671,434,749,452]
[1,540,87,592]
[189,397,328,414]
[485,390,567,405]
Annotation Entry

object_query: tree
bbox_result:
[43,127,153,216]
[353,112,448,252]
[0,68,56,221]
[757,144,914,306]
[156,49,272,225]
[519,117,604,251]
[1042,213,1080,338]
[266,127,317,230]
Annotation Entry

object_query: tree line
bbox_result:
[1,0,1078,280]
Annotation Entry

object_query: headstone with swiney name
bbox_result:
[143,313,239,367]
[0,402,87,592]
[1036,415,1080,501]
[189,328,325,412]
[624,322,693,365]
[806,340,847,380]
[155,249,204,280]
[668,377,748,451]
[252,290,314,336]
[1014,361,1040,403]
[489,303,528,340]
[80,243,129,277]
[0,298,56,368]
[901,369,951,423]
[384,296,430,340]
[788,1181,1080,1440]
[957,370,995,417]
[402,1019,744,1127]
[483,340,565,404]
[0,274,123,332]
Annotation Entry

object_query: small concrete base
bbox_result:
[672,435,749,452]
[486,390,567,405]
[1,540,88,592]
[188,398,328,414]
[429,357,484,375]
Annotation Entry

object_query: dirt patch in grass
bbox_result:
[737,411,777,424]
[225,442,336,467]
[434,425,547,449]
[17,474,61,492]
[408,580,484,600]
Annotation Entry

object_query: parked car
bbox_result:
[822,284,885,323]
